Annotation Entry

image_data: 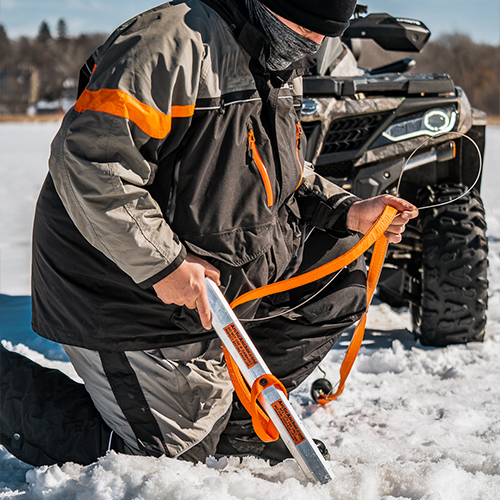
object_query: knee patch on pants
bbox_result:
[64,340,234,461]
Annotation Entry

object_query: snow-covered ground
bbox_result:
[0,121,499,499]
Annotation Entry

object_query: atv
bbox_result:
[301,5,488,347]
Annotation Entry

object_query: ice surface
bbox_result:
[1,123,499,499]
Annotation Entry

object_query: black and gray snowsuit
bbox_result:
[1,0,366,466]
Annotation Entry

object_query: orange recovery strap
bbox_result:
[206,278,332,483]
[224,205,398,436]
[222,343,285,442]
[316,235,389,404]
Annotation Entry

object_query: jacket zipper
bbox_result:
[295,122,304,190]
[248,129,274,207]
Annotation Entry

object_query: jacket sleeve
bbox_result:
[296,163,361,238]
[49,7,205,288]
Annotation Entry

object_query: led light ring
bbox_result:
[424,109,451,132]
[383,109,457,141]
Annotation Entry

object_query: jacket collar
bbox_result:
[200,0,314,77]
[200,0,267,61]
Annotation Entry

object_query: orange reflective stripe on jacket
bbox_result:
[74,88,195,139]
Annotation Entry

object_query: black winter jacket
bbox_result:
[32,0,358,350]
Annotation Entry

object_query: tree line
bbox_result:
[0,20,498,119]
[357,34,500,120]
[0,21,105,114]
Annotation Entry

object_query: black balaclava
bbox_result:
[245,0,321,71]
[245,0,357,71]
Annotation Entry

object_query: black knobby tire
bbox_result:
[411,184,488,346]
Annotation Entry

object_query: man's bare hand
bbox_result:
[152,253,221,330]
[346,194,419,243]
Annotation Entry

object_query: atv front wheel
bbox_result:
[411,184,488,346]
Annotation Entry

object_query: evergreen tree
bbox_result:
[57,19,68,40]
[0,25,11,70]
[37,21,52,42]
[0,25,10,57]
[0,25,9,45]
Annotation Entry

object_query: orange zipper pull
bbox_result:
[296,122,303,144]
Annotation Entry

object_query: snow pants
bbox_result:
[1,230,366,466]
[64,229,367,463]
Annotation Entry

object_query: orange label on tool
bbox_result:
[223,323,258,369]
[271,399,306,445]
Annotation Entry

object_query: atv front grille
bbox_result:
[321,112,389,154]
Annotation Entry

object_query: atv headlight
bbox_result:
[382,108,457,142]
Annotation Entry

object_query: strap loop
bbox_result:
[222,345,282,442]
[250,374,287,442]
[316,235,389,404]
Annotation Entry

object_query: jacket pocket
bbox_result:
[248,129,274,207]
[183,221,275,267]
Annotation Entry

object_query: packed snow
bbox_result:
[0,121,499,500]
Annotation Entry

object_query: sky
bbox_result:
[0,0,499,45]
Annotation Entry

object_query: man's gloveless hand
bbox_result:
[346,194,419,243]
[153,253,221,330]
